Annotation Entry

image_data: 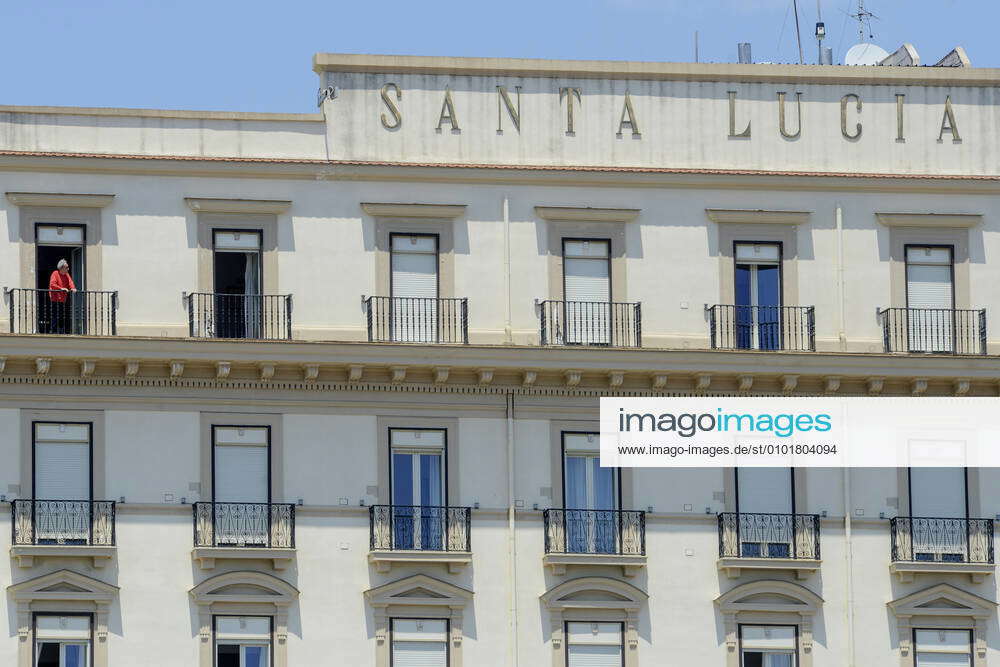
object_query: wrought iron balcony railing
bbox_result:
[538,300,641,347]
[193,502,295,549]
[185,292,292,340]
[543,509,646,556]
[718,512,820,560]
[5,288,118,336]
[879,307,986,355]
[11,499,116,546]
[369,505,471,552]
[364,296,469,344]
[890,517,994,564]
[707,304,815,351]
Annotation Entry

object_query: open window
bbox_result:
[34,614,92,667]
[734,242,782,350]
[215,616,272,667]
[35,224,86,334]
[213,229,263,338]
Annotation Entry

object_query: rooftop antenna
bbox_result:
[815,0,827,64]
[850,0,877,43]
[792,0,805,64]
[843,0,886,66]
[695,30,699,63]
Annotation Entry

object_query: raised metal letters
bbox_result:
[939,95,961,142]
[559,87,582,135]
[896,93,906,142]
[777,92,803,139]
[727,91,751,138]
[380,83,402,130]
[618,92,640,137]
[497,86,521,133]
[840,94,862,140]
[436,88,460,132]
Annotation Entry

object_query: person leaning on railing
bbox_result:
[48,259,76,334]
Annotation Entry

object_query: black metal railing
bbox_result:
[364,296,469,344]
[718,512,820,560]
[543,509,646,556]
[879,307,986,355]
[539,300,641,347]
[193,502,295,548]
[11,499,116,546]
[5,288,118,336]
[707,305,815,351]
[185,292,292,340]
[369,505,471,552]
[890,517,994,564]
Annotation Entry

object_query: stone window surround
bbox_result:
[19,408,106,499]
[540,209,634,304]
[548,420,634,511]
[887,582,995,667]
[883,225,974,310]
[722,467,807,514]
[376,416,460,506]
[364,573,473,667]
[189,570,299,667]
[192,209,281,295]
[897,467,982,519]
[715,579,823,667]
[540,575,648,667]
[8,568,118,667]
[199,412,284,502]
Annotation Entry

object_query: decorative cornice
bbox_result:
[6,192,115,208]
[876,212,982,228]
[184,197,291,214]
[360,202,466,219]
[706,208,810,225]
[534,206,640,223]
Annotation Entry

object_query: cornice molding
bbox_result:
[184,197,292,214]
[360,202,466,219]
[534,206,640,223]
[706,208,811,225]
[5,192,115,208]
[875,212,982,228]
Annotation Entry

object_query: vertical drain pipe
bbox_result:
[506,391,519,667]
[836,206,847,350]
[843,464,855,667]
[503,196,513,344]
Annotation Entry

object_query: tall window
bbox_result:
[563,432,618,554]
[735,467,794,558]
[33,422,92,544]
[914,629,971,667]
[213,426,270,546]
[390,234,439,342]
[909,466,969,562]
[565,622,623,667]
[391,618,448,667]
[905,245,954,353]
[563,239,611,345]
[36,224,86,334]
[734,242,781,350]
[213,230,263,338]
[740,625,797,667]
[214,616,272,667]
[34,614,91,667]
[390,429,446,550]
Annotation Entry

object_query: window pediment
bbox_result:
[189,571,299,607]
[364,573,473,608]
[541,576,648,612]
[889,583,995,619]
[715,579,823,616]
[9,569,118,603]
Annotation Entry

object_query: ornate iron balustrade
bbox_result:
[539,300,641,347]
[718,512,820,560]
[707,304,815,351]
[879,307,986,355]
[185,292,292,340]
[369,505,471,552]
[5,288,118,336]
[193,502,295,549]
[543,509,646,556]
[364,296,469,344]
[11,499,116,546]
[891,517,994,564]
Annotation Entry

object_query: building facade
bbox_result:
[1,53,1000,667]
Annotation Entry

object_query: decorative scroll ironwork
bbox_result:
[364,296,469,344]
[11,499,116,546]
[891,517,994,563]
[543,509,646,555]
[186,292,292,340]
[5,288,118,336]
[718,512,820,560]
[369,505,471,552]
[879,307,986,355]
[707,304,815,351]
[539,300,642,347]
[192,502,295,548]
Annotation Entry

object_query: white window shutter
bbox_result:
[737,467,793,514]
[392,620,448,667]
[910,468,967,518]
[564,257,610,303]
[214,445,269,503]
[35,442,90,500]
[567,644,623,667]
[907,264,953,309]
[392,237,438,299]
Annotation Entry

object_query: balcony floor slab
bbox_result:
[543,553,647,578]
[718,557,821,580]
[368,550,473,574]
[890,560,996,584]
[192,546,295,571]
[11,544,115,569]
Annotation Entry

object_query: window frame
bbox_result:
[211,228,264,295]
[738,623,799,667]
[912,627,973,667]
[733,241,783,307]
[212,614,274,667]
[563,620,625,667]
[32,421,94,502]
[389,232,441,300]
[903,243,955,311]
[561,431,621,511]
[211,424,272,504]
[561,237,612,305]
[907,466,969,519]
[33,611,94,667]
[388,427,449,508]
[734,467,796,515]
[389,617,451,667]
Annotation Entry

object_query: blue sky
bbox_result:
[0,0,993,113]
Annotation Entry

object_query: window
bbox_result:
[905,245,954,353]
[735,467,794,558]
[739,625,797,667]
[390,429,446,550]
[563,432,619,554]
[391,618,448,667]
[215,616,272,667]
[213,426,270,546]
[34,614,91,667]
[734,242,781,350]
[390,234,439,343]
[566,622,623,667]
[914,629,972,667]
[213,229,263,338]
[35,223,86,334]
[563,239,611,345]
[33,422,92,544]
[909,466,969,562]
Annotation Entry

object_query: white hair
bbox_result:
[57,259,69,269]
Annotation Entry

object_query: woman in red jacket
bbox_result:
[48,259,76,333]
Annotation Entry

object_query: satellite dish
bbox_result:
[844,42,890,65]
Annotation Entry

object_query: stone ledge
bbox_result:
[718,556,821,580]
[890,560,995,584]
[543,552,647,578]
[11,544,115,569]
[368,550,472,574]
[192,546,295,571]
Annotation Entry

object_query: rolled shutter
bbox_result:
[392,620,447,667]
[391,236,438,299]
[910,468,967,518]
[214,428,269,503]
[906,247,954,352]
[737,467,793,514]
[564,241,611,344]
[907,264,953,309]
[567,623,623,667]
[34,424,90,500]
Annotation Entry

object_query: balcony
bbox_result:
[542,509,646,577]
[368,504,472,573]
[879,307,986,355]
[5,288,118,336]
[538,300,641,347]
[192,501,295,570]
[717,512,821,579]
[185,292,292,340]
[364,296,469,344]
[10,499,116,568]
[706,305,815,351]
[890,516,995,583]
